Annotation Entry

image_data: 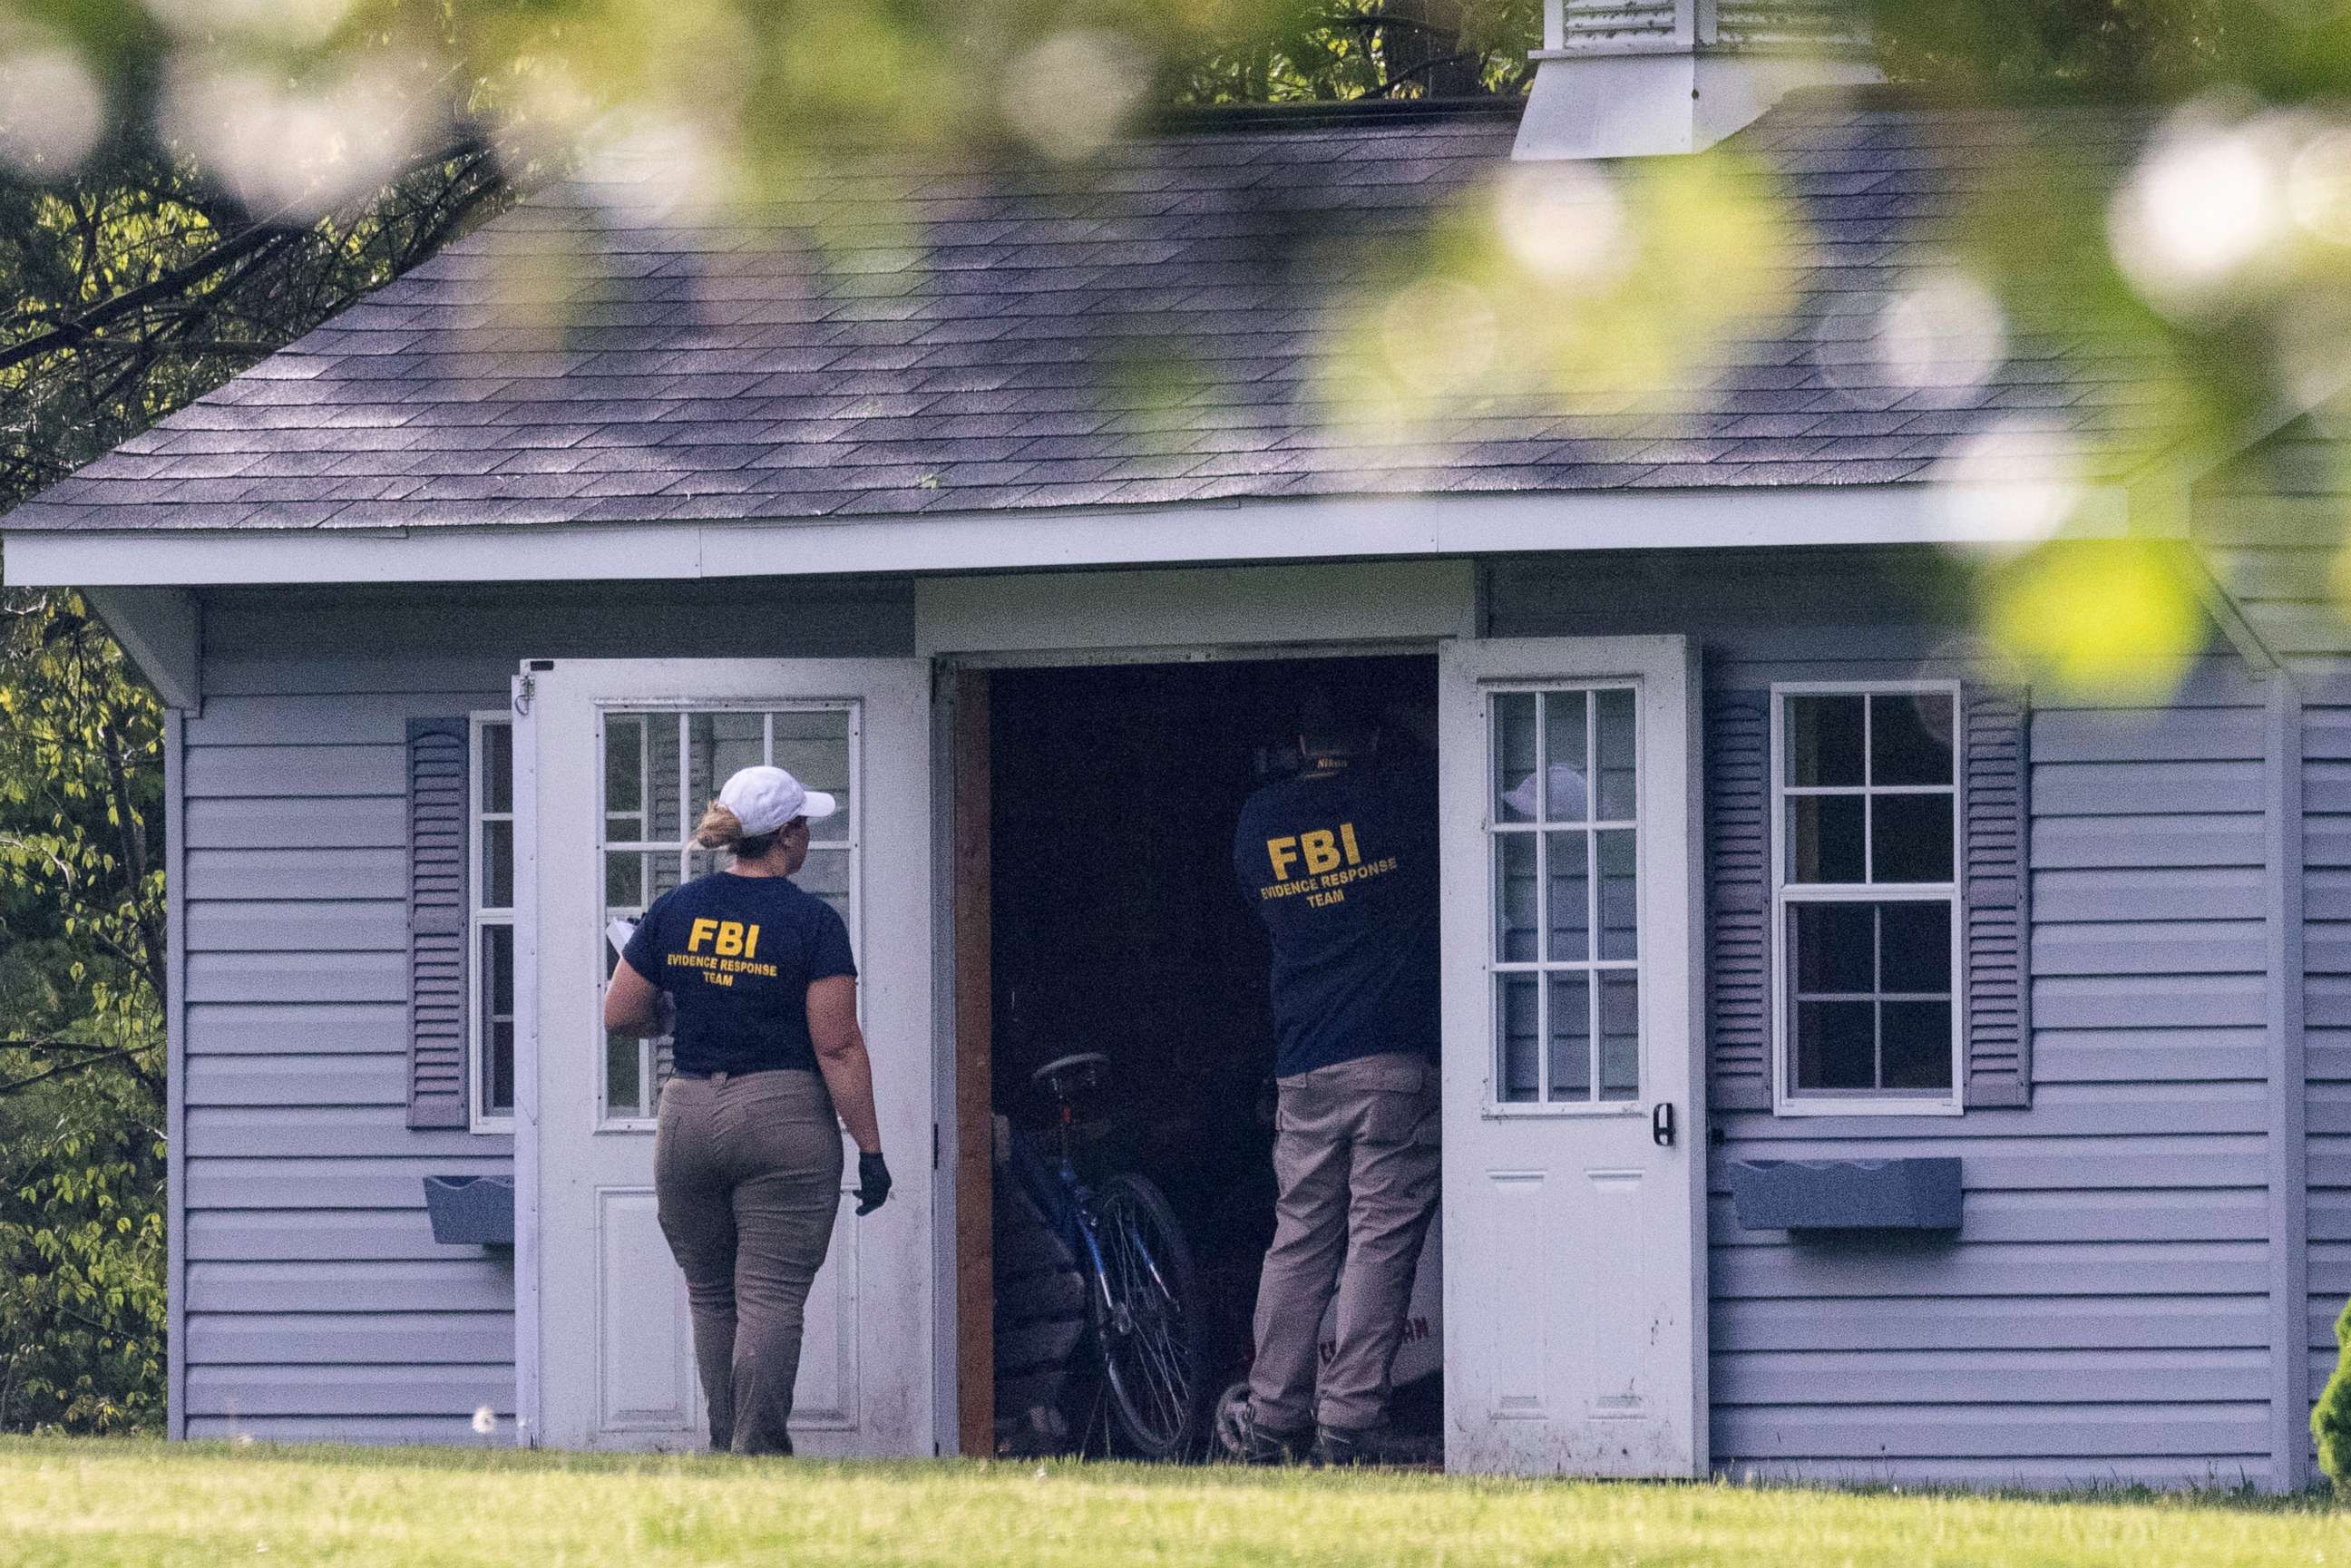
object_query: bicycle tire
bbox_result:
[1091,1171,1205,1459]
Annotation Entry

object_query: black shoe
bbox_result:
[1216,1398,1312,1465]
[1315,1421,1405,1466]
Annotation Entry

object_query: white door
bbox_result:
[1438,636,1706,1476]
[521,658,935,1454]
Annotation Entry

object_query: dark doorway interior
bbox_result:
[986,652,1437,1456]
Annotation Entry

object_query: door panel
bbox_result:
[1439,637,1705,1476]
[525,658,933,1456]
[596,1188,696,1432]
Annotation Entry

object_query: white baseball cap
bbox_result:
[718,765,837,838]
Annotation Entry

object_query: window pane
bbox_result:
[647,714,684,842]
[1540,691,1588,823]
[1872,693,1954,785]
[483,820,513,909]
[1547,972,1591,1101]
[606,1032,644,1120]
[798,848,853,924]
[1795,1000,1875,1090]
[602,716,642,816]
[1498,832,1538,961]
[1595,688,1636,822]
[1792,902,1875,995]
[650,851,686,902]
[1598,972,1640,1101]
[486,923,514,1014]
[1787,695,1865,787]
[690,712,766,822]
[1497,974,1539,1103]
[775,710,854,844]
[1544,832,1587,963]
[1872,793,1955,883]
[1879,901,1953,993]
[605,851,645,910]
[1789,795,1866,883]
[1494,694,1537,823]
[481,924,515,1115]
[1596,830,1637,961]
[1881,1000,1954,1089]
[483,722,513,814]
[487,1019,516,1115]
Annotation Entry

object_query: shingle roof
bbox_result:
[5,93,2162,533]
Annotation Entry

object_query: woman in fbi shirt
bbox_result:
[603,764,893,1456]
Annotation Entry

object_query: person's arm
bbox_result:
[603,958,666,1036]
[807,974,883,1155]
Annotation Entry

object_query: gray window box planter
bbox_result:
[1727,1157,1963,1233]
[424,1174,515,1247]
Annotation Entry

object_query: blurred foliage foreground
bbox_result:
[1,2,2349,691]
[3,0,2351,1431]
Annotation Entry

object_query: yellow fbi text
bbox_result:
[1262,823,1398,907]
[665,919,779,988]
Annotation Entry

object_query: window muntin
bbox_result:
[1489,686,1642,1109]
[1773,687,1961,1106]
[470,715,517,1131]
[597,706,858,1126]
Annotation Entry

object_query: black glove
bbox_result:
[854,1152,893,1215]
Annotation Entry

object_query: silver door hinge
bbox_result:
[513,673,535,717]
[932,1122,940,1170]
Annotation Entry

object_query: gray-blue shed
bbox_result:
[6,26,2345,1488]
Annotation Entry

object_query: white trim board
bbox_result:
[4,482,2135,588]
[914,560,1475,656]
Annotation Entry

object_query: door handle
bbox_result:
[1652,1101,1675,1147]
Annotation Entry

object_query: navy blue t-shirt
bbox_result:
[621,872,857,1076]
[1234,753,1439,1079]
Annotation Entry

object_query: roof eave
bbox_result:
[1,482,2135,589]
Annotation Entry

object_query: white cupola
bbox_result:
[1513,0,1879,161]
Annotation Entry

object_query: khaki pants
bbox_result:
[1247,1050,1440,1433]
[655,1068,844,1456]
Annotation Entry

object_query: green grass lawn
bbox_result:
[1,1437,2344,1568]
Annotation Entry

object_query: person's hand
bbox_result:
[854,1152,893,1215]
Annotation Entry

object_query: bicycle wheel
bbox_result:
[1091,1172,1205,1459]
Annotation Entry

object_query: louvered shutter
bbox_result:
[407,717,471,1129]
[1962,684,2032,1108]
[1706,689,1772,1111]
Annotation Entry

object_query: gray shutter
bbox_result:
[1706,689,1772,1112]
[1962,684,2032,1108]
[407,717,470,1130]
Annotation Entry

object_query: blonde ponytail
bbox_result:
[693,800,746,851]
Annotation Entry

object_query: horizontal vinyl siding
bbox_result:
[1492,553,2275,1488]
[2197,429,2350,668]
[1742,676,2272,1485]
[180,680,512,1444]
[2307,696,2351,1460]
[177,579,915,1444]
[1714,674,2275,1488]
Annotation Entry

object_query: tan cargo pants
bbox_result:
[1247,1049,1440,1434]
[654,1068,844,1456]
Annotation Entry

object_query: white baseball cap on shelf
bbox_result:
[718,765,837,837]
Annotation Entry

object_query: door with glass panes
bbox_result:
[523,659,933,1454]
[1437,637,1705,1476]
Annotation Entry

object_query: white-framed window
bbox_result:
[1488,684,1644,1112]
[1771,682,1963,1115]
[470,711,518,1132]
[597,706,860,1129]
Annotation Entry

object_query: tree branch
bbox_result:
[0,1044,156,1098]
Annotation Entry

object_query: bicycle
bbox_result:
[1008,1050,1206,1459]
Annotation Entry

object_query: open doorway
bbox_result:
[980,651,1439,1458]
